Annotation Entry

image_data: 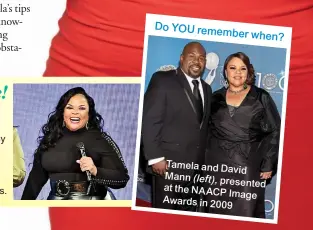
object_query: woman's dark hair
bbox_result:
[223,52,256,85]
[34,87,105,161]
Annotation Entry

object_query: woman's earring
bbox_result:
[223,79,229,89]
[224,71,229,88]
[243,82,248,89]
[62,121,65,127]
[85,122,89,130]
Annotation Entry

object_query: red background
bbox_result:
[49,0,313,229]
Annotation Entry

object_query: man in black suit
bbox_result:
[141,42,212,211]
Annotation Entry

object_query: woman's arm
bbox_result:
[259,92,281,173]
[13,128,26,187]
[21,151,49,200]
[91,133,130,189]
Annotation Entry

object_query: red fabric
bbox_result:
[48,1,313,229]
[136,198,152,207]
[43,0,313,77]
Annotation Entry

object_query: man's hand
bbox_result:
[260,171,272,179]
[152,160,168,176]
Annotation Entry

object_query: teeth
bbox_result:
[191,66,200,70]
[70,118,80,122]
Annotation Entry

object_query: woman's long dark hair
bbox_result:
[34,87,105,162]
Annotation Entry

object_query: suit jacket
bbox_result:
[141,68,212,175]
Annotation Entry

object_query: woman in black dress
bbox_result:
[21,87,129,200]
[204,52,281,217]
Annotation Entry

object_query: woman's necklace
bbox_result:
[228,86,247,94]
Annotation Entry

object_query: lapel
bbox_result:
[174,68,206,128]
[200,79,208,128]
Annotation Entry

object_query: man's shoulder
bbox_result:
[200,79,212,91]
[151,69,177,80]
[148,69,178,88]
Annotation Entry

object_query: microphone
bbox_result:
[76,142,91,181]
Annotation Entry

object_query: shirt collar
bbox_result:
[180,68,201,84]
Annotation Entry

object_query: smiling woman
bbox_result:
[20,87,130,200]
[204,52,281,217]
[63,94,90,132]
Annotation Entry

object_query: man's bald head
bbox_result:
[180,42,206,78]
[181,42,206,56]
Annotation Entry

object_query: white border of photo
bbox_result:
[131,13,292,224]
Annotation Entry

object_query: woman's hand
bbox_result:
[76,156,97,176]
[260,171,272,179]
